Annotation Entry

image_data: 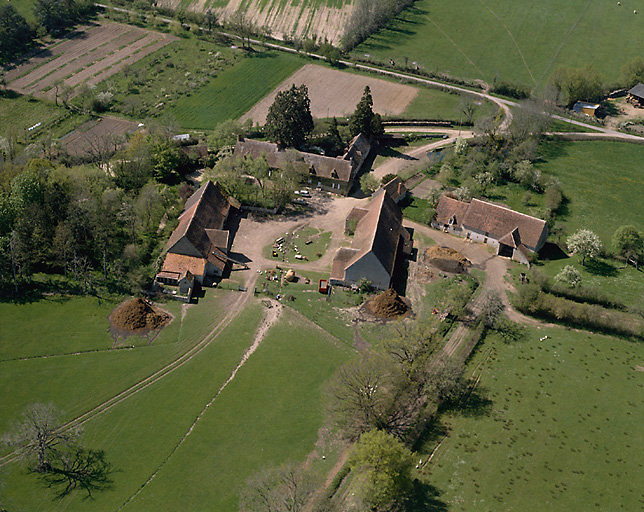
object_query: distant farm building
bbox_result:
[572,101,600,117]
[433,196,548,265]
[234,134,371,195]
[330,188,412,290]
[156,181,235,289]
[627,83,644,107]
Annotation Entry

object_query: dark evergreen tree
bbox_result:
[349,86,384,138]
[0,3,32,63]
[265,84,314,148]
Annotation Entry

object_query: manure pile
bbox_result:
[365,288,409,319]
[110,298,171,332]
[425,246,471,273]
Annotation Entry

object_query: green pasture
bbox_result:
[422,326,644,511]
[400,87,496,121]
[0,291,231,440]
[532,256,644,309]
[0,93,89,143]
[165,51,304,128]
[537,140,644,243]
[0,300,265,510]
[123,308,353,511]
[355,0,644,88]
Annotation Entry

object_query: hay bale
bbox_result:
[425,246,471,273]
[111,298,171,332]
[365,289,409,319]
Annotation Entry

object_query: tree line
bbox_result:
[341,0,415,51]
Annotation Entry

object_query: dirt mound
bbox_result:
[110,298,171,332]
[425,246,471,273]
[365,289,409,319]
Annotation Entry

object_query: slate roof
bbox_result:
[331,189,403,281]
[628,83,644,99]
[462,198,547,250]
[234,138,354,182]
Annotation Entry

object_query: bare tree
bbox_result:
[479,290,505,328]
[240,462,313,512]
[2,403,80,472]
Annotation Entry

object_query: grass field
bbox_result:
[537,140,644,243]
[264,226,332,263]
[354,0,644,89]
[399,87,496,121]
[421,326,644,511]
[169,51,304,128]
[0,93,89,143]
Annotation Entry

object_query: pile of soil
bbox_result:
[110,298,171,332]
[425,246,471,273]
[365,288,409,319]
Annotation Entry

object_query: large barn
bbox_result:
[156,181,235,288]
[330,188,411,290]
[433,196,548,265]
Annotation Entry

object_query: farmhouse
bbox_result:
[330,188,411,290]
[234,134,371,195]
[433,196,548,265]
[572,101,600,117]
[627,83,644,107]
[156,181,235,288]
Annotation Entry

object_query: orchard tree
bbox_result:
[567,229,602,265]
[348,429,414,511]
[349,86,384,138]
[555,265,582,288]
[265,84,313,148]
[612,225,643,269]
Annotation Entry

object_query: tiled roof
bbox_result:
[161,253,207,278]
[462,198,547,249]
[234,138,353,182]
[435,196,470,226]
[166,181,230,257]
[332,189,403,280]
[381,176,408,203]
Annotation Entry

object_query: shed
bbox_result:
[627,83,644,107]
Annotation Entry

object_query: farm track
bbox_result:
[117,299,282,510]
[0,277,257,468]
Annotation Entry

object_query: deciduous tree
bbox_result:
[567,229,602,265]
[612,225,643,269]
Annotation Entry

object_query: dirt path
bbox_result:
[117,299,282,510]
[0,275,258,468]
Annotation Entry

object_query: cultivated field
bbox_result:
[423,327,644,511]
[59,117,140,156]
[5,22,176,101]
[355,0,644,88]
[158,0,354,44]
[241,63,418,123]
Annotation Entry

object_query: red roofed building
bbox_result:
[330,188,411,290]
[156,181,234,286]
[432,196,548,265]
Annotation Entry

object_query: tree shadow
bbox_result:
[40,449,114,500]
[448,388,493,418]
[405,480,448,511]
[585,259,618,277]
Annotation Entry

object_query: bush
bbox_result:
[491,80,530,99]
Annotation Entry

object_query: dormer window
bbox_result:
[331,169,339,179]
[309,166,316,175]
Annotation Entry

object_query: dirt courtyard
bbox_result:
[241,64,418,124]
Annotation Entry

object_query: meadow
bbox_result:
[0,291,355,510]
[421,326,644,511]
[354,0,644,89]
[537,140,644,243]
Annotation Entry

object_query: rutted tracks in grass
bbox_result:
[0,279,257,468]
[117,299,283,511]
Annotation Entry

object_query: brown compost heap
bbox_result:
[365,288,409,319]
[425,246,471,273]
[110,298,171,332]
